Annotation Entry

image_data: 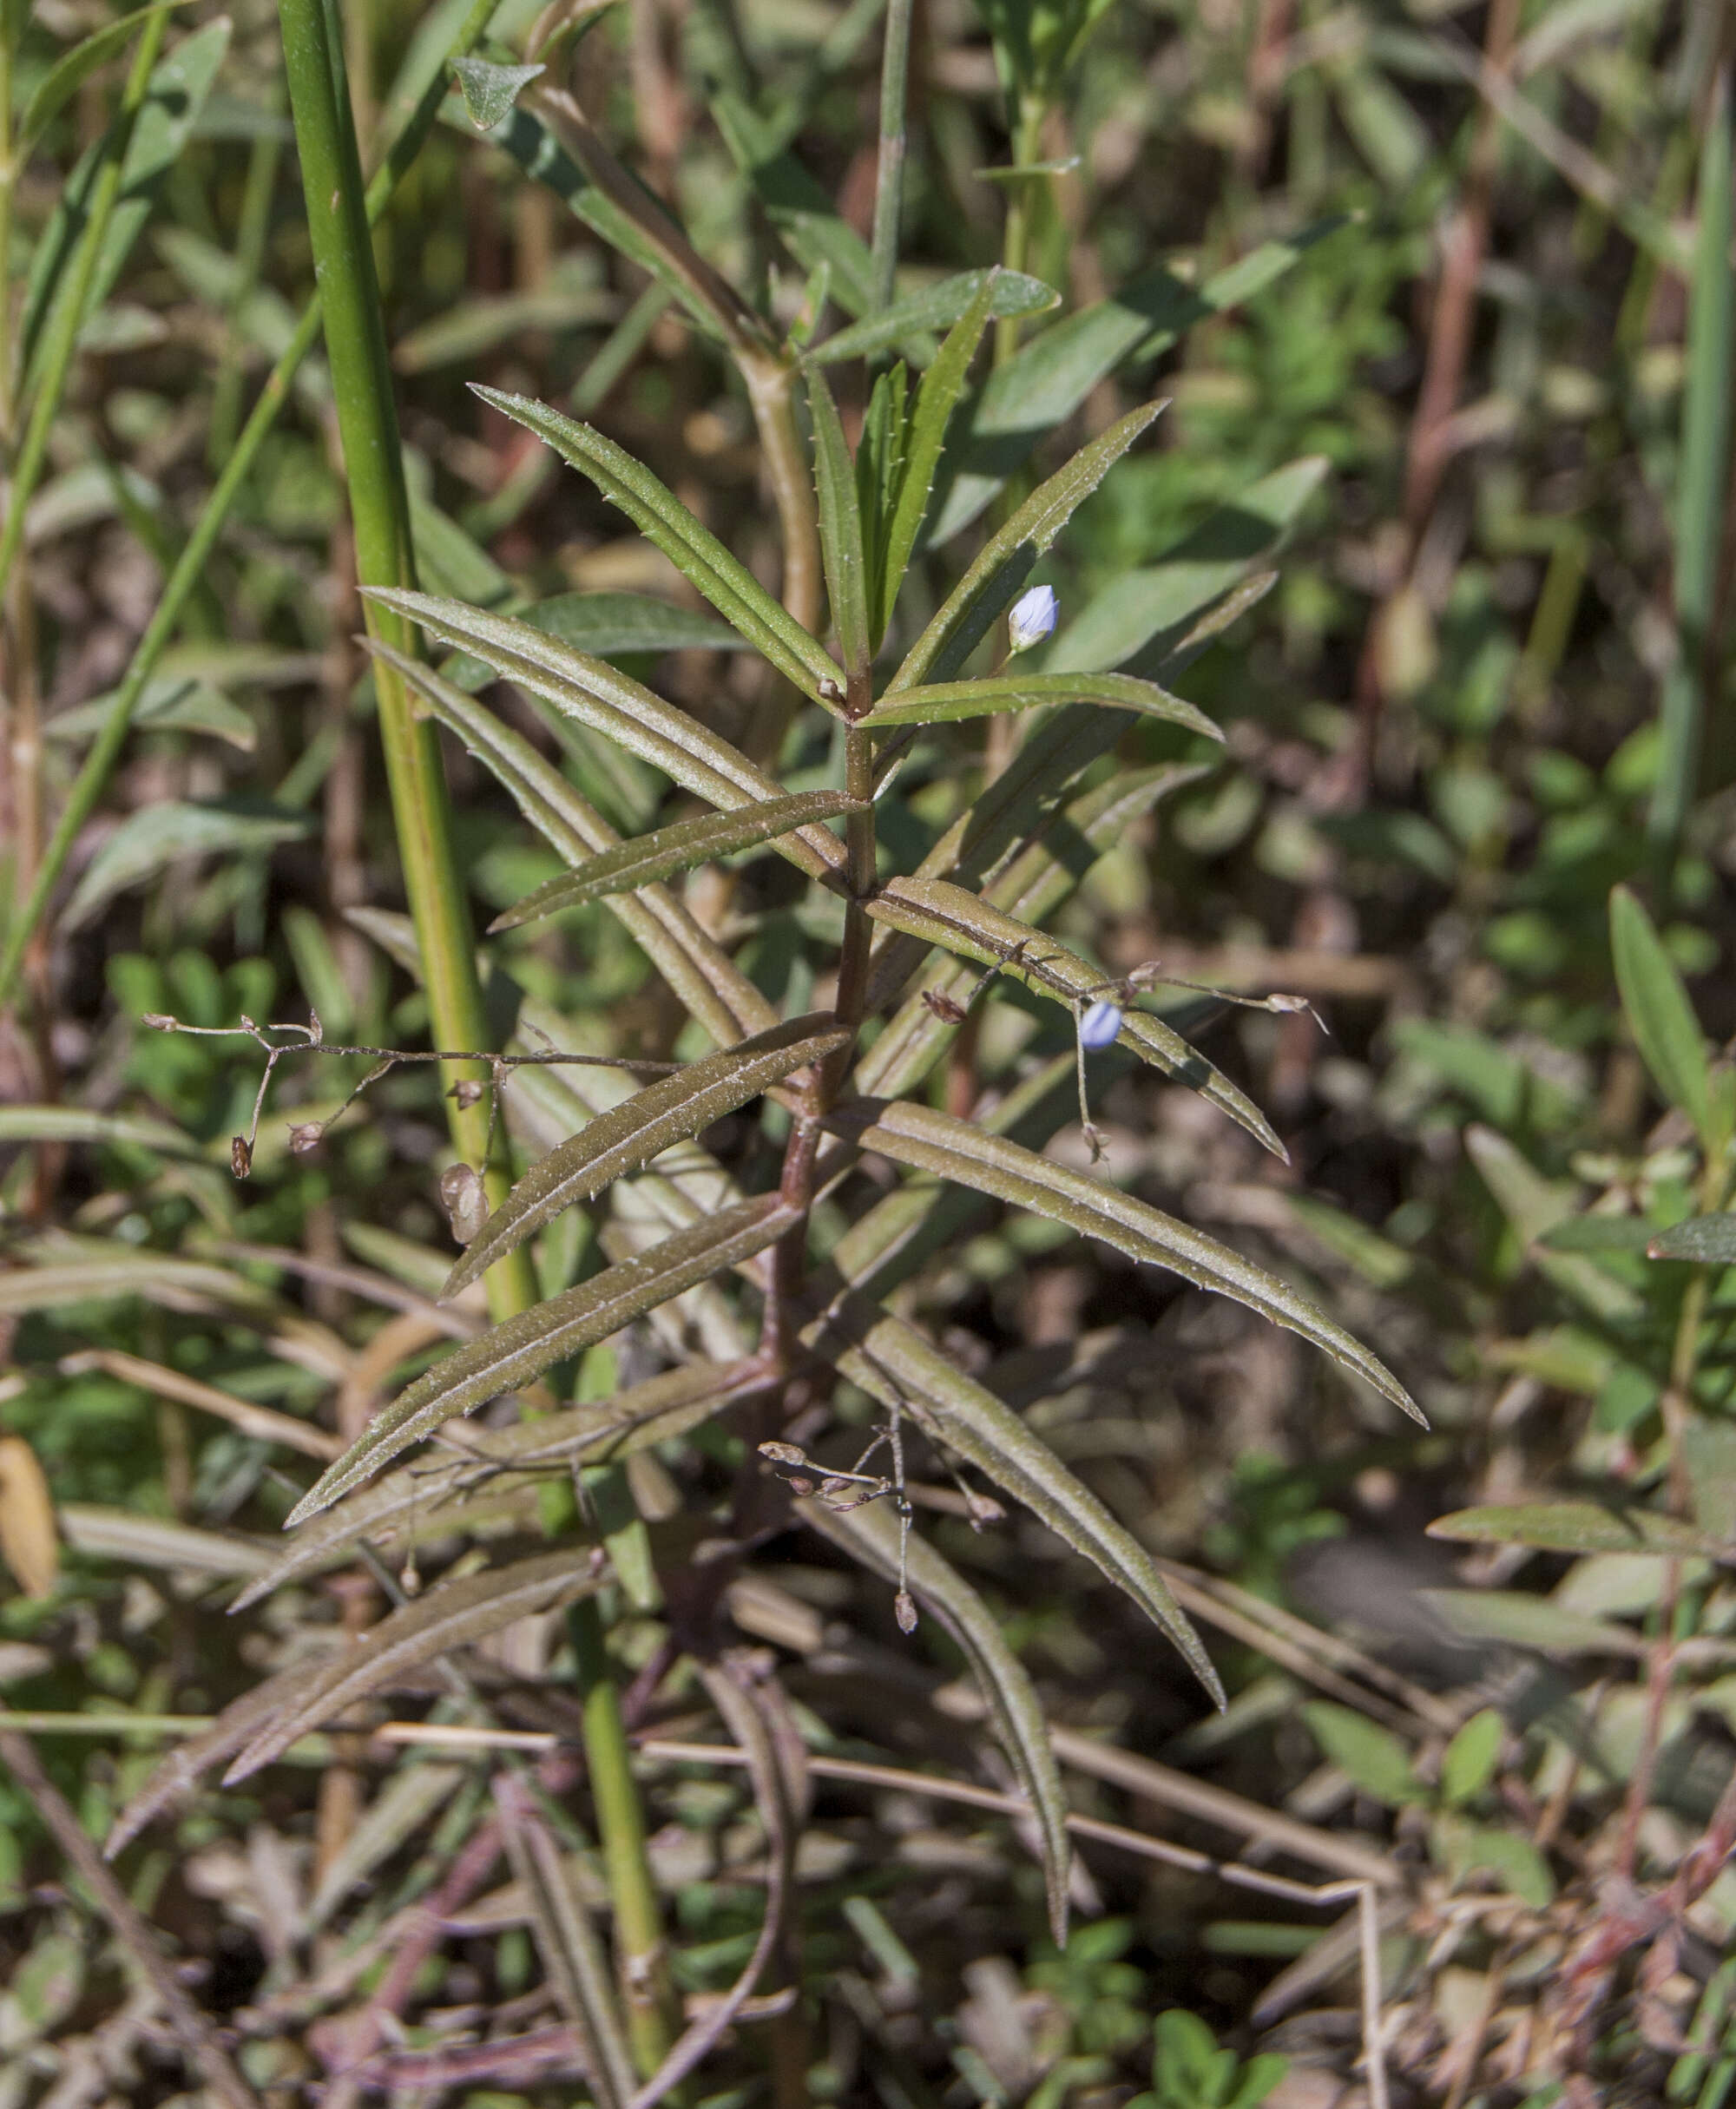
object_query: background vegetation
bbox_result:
[0,0,1733,2104]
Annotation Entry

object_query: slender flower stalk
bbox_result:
[868,0,915,312]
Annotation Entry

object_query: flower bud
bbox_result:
[1079,997,1123,1050]
[1008,584,1057,653]
[438,1161,489,1246]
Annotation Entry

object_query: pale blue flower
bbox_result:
[1079,998,1122,1050]
[1008,584,1057,653]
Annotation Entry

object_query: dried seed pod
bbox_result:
[438,1161,489,1245]
[963,1489,1007,1529]
[759,1441,809,1468]
[450,1079,485,1109]
[231,1135,253,1179]
[922,989,969,1025]
[288,1122,325,1155]
[894,1590,918,1634]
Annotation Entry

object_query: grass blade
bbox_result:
[827,1099,1418,1420]
[1608,883,1712,1141]
[444,1016,849,1296]
[287,1197,797,1520]
[471,389,845,703]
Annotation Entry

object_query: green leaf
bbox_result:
[1301,1702,1421,1807]
[808,267,1057,366]
[826,1100,1418,1421]
[450,55,544,128]
[929,226,1343,542]
[357,644,779,1046]
[0,1107,203,1159]
[1419,1591,1646,1658]
[1439,1708,1503,1807]
[1464,1125,1643,1320]
[861,669,1220,736]
[877,274,997,642]
[491,792,866,929]
[496,1780,636,2109]
[891,399,1165,693]
[799,1495,1072,1943]
[365,599,842,884]
[232,1362,770,1608]
[16,0,193,158]
[1649,1213,1736,1263]
[1436,1820,1554,1909]
[22,19,232,398]
[444,1015,849,1296]
[1609,884,1712,1141]
[1047,458,1329,675]
[801,1285,1222,1701]
[863,877,1285,1158]
[859,764,1206,1104]
[223,1549,604,1780]
[473,388,846,704]
[856,362,909,647]
[1426,1502,1726,1557]
[58,799,310,930]
[46,674,255,750]
[502,590,747,660]
[713,95,876,317]
[286,1196,797,1520]
[807,366,871,678]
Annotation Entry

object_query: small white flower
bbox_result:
[1008,584,1057,653]
[1079,998,1122,1050]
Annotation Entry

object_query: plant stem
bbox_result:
[868,0,915,312]
[993,95,1047,366]
[569,1596,681,2078]
[0,0,496,1015]
[278,0,536,1325]
[1649,63,1732,867]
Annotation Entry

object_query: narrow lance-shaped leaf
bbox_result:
[472,389,847,705]
[445,1016,849,1298]
[287,1196,798,1521]
[858,764,1206,1103]
[1609,884,1712,1142]
[878,272,997,644]
[891,398,1166,693]
[865,876,1285,1159]
[861,669,1220,737]
[1650,1214,1736,1264]
[491,792,866,930]
[827,1099,1419,1422]
[495,1779,636,2109]
[801,1285,1223,1702]
[16,0,194,160]
[224,1549,605,1781]
[364,641,776,1045]
[799,1495,1072,1942]
[364,601,845,881]
[808,267,1056,367]
[1427,1502,1727,1559]
[233,1362,772,1609]
[808,366,871,679]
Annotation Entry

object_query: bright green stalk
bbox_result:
[0,0,496,1013]
[569,1596,681,2077]
[209,112,284,463]
[1649,67,1733,864]
[0,8,169,608]
[278,0,536,1324]
[868,0,914,312]
[993,95,1047,367]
